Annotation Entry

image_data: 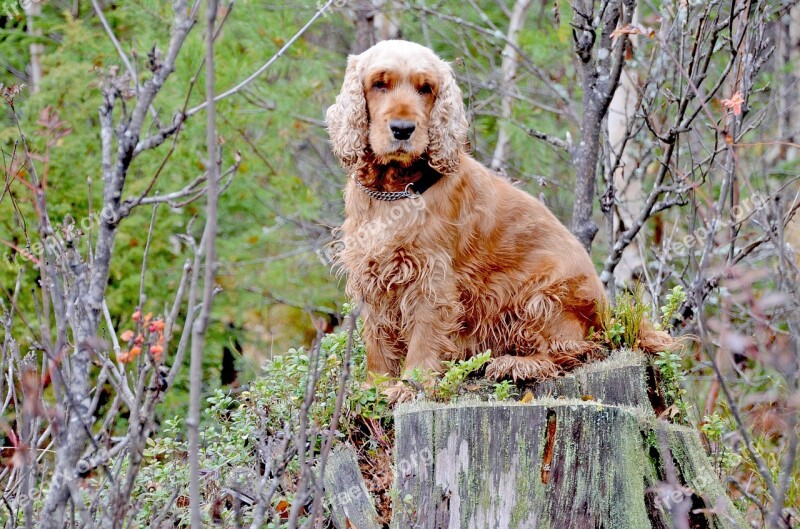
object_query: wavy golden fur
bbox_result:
[327,40,672,387]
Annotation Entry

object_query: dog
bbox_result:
[326,40,672,398]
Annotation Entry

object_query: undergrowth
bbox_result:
[122,315,389,527]
[124,288,697,526]
[590,285,691,422]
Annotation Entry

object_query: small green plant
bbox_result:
[700,412,742,473]
[654,350,689,420]
[404,366,427,386]
[593,283,646,349]
[645,428,658,451]
[616,284,647,347]
[700,412,727,442]
[492,380,516,401]
[648,286,691,423]
[659,285,686,330]
[434,351,492,400]
[352,384,389,420]
[602,318,626,347]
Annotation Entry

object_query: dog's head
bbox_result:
[326,40,468,175]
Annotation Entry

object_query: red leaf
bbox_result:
[721,92,744,116]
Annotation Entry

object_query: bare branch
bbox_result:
[185,0,337,117]
[90,0,159,121]
[188,0,220,525]
[524,125,570,152]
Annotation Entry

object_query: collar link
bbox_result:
[352,177,421,201]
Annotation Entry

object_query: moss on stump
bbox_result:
[324,352,746,529]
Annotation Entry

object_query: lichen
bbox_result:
[389,396,743,529]
[572,348,644,376]
[666,426,748,529]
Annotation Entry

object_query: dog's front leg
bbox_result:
[360,304,420,404]
[360,304,403,379]
[400,280,462,381]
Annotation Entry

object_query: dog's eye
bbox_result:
[417,83,433,95]
[372,80,388,91]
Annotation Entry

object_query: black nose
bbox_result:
[389,120,416,141]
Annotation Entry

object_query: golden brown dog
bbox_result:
[327,40,670,394]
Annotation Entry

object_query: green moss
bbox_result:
[666,426,748,529]
[392,400,742,529]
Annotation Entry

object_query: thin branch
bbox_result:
[188,0,219,525]
[91,0,159,120]
[524,125,570,151]
[306,305,360,526]
[185,0,336,117]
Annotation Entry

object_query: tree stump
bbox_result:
[325,351,746,529]
[323,445,382,529]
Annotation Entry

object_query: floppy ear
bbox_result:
[326,55,368,168]
[427,61,468,175]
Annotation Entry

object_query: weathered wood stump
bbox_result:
[323,446,382,529]
[324,351,746,529]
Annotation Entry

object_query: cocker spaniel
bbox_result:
[326,40,671,395]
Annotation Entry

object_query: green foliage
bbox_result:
[593,284,686,351]
[401,351,492,402]
[492,380,516,401]
[700,412,742,474]
[434,351,492,401]
[614,285,647,348]
[659,285,686,330]
[256,321,389,433]
[652,350,685,392]
[591,284,690,422]
[115,322,389,526]
[598,317,626,348]
[592,283,647,350]
[700,412,727,442]
[755,436,799,511]
[654,351,689,421]
[649,288,691,423]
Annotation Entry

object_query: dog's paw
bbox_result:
[547,340,606,369]
[485,355,562,382]
[382,381,417,405]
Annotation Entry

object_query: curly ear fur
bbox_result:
[427,61,468,175]
[326,55,368,168]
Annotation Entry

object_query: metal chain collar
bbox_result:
[354,178,421,201]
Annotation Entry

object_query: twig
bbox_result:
[101,300,120,356]
[137,204,159,310]
[90,0,159,120]
[307,305,360,527]
[186,0,337,117]
[524,126,570,152]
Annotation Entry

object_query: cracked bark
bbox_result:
[325,353,746,529]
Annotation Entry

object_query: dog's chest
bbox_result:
[343,196,428,253]
[348,241,428,299]
[343,218,453,304]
